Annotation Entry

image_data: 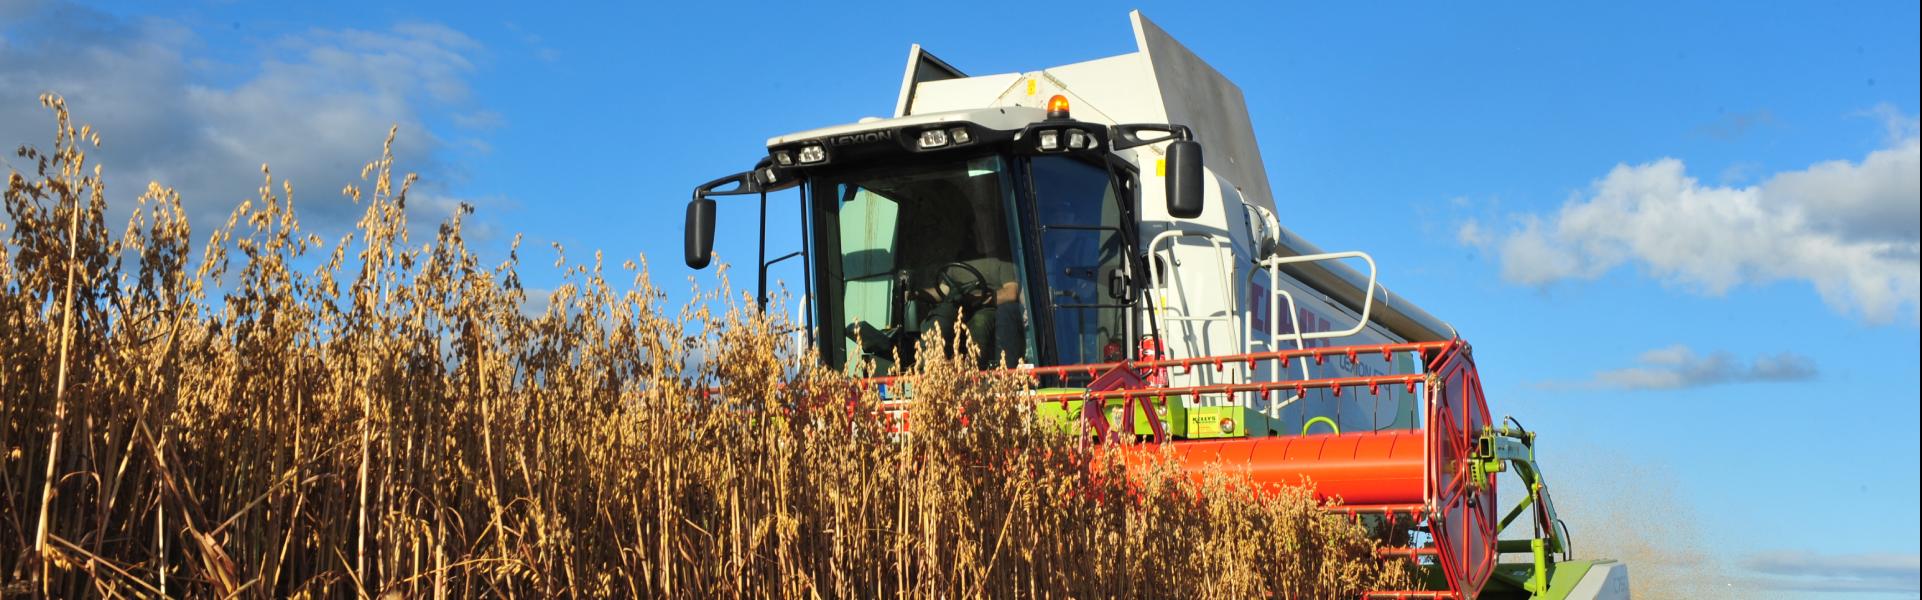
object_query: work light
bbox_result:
[918,129,949,149]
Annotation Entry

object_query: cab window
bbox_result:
[1029,156,1128,367]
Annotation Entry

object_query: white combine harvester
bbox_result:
[683,11,1629,598]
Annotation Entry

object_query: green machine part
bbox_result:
[1399,419,1623,598]
[1028,386,1622,598]
[1030,389,1250,439]
[1466,421,1620,599]
[1472,559,1628,599]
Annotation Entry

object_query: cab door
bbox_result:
[1025,156,1134,369]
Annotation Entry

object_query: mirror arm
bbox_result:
[1109,123,1194,150]
[694,171,762,199]
[684,161,774,271]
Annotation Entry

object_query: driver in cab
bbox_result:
[895,183,1025,369]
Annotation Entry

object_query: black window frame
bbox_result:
[1018,152,1145,373]
[800,147,1146,375]
[806,150,1022,373]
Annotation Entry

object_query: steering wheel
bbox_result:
[934,261,996,308]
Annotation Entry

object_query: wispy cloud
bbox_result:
[1454,218,1491,248]
[1742,550,1921,595]
[1545,345,1817,391]
[1,1,495,232]
[503,21,561,63]
[1693,108,1778,141]
[1461,105,1920,324]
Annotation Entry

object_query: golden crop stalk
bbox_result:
[0,97,1412,599]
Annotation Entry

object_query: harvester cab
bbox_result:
[682,11,1629,599]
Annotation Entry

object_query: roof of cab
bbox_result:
[766,106,1047,148]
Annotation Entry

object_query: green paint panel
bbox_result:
[1485,560,1602,599]
[1031,390,1254,439]
[1161,403,1247,439]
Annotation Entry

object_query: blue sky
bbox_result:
[4,1,1918,596]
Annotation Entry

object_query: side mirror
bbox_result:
[1165,140,1204,219]
[684,197,717,269]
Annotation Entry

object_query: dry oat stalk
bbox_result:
[0,96,1409,598]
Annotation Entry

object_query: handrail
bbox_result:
[1145,229,1241,408]
[1255,250,1380,341]
[873,371,1433,412]
[1243,270,1313,418]
[1240,250,1378,419]
[1034,372,1427,403]
[1146,229,1239,330]
[851,340,1456,387]
[734,340,1459,441]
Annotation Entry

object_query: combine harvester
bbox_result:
[681,11,1628,599]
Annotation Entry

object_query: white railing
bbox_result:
[1145,225,1388,417]
[1145,229,1241,408]
[1255,251,1379,340]
[1243,280,1313,418]
[1241,250,1380,419]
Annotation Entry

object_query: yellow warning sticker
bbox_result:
[1155,159,1165,177]
[1026,78,1036,96]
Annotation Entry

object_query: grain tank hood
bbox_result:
[898,11,1278,217]
[893,11,1459,343]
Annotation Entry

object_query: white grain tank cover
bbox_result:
[897,11,1458,342]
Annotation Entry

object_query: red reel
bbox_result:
[1427,349,1498,597]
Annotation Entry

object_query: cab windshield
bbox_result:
[812,155,1033,374]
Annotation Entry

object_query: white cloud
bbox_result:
[1455,217,1490,248]
[1475,108,1920,324]
[1,2,493,232]
[1548,344,1817,391]
[1742,550,1920,595]
[452,110,506,131]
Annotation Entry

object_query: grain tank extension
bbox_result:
[682,11,1628,598]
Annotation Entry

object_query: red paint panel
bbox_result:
[1145,431,1426,505]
